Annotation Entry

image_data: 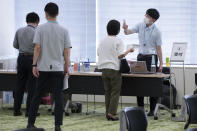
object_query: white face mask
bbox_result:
[144,17,151,24]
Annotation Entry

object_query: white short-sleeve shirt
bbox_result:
[97,36,124,70]
[130,22,162,55]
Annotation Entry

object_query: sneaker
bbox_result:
[65,112,70,116]
[48,108,52,112]
[55,125,62,131]
[13,111,22,116]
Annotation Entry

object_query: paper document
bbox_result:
[63,74,69,90]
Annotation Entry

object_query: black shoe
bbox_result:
[27,124,37,128]
[14,111,22,116]
[106,114,119,121]
[55,125,62,131]
[26,112,40,117]
[147,111,154,116]
[65,112,70,116]
[48,108,52,112]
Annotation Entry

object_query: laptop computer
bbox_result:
[130,61,155,74]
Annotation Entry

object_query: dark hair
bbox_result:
[146,8,160,20]
[26,12,39,23]
[107,20,120,35]
[44,2,58,17]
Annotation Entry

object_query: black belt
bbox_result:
[19,52,33,56]
[139,54,157,57]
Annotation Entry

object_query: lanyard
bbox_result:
[143,25,155,46]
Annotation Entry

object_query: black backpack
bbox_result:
[71,102,82,113]
[120,58,130,73]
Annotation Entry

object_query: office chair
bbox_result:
[184,95,197,129]
[170,74,197,122]
[14,128,45,131]
[195,73,197,85]
[194,73,197,94]
[153,67,176,120]
[51,91,72,116]
[186,128,197,131]
[120,107,148,131]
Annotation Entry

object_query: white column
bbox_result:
[0,0,15,57]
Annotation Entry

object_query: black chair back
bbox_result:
[162,67,170,74]
[184,95,197,129]
[94,67,102,72]
[186,128,197,131]
[123,107,148,131]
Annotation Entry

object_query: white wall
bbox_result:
[0,0,15,57]
[171,66,197,104]
[72,66,197,105]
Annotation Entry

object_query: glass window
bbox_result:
[15,0,96,62]
[97,0,197,64]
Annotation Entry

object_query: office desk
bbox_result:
[0,71,169,95]
[0,71,169,97]
[69,72,170,97]
[0,71,17,91]
[0,71,170,113]
[0,71,58,93]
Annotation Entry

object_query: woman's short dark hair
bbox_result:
[146,8,160,20]
[26,12,39,23]
[107,20,120,35]
[44,2,58,17]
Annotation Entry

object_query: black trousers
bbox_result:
[28,71,64,126]
[14,54,36,114]
[137,54,159,112]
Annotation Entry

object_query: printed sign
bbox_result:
[170,42,187,62]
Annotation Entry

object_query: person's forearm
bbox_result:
[64,48,70,70]
[157,46,163,66]
[118,49,131,59]
[33,45,41,65]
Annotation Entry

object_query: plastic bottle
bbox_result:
[166,57,170,67]
[5,92,9,104]
[86,58,90,72]
[78,61,80,72]
[87,58,90,71]
[74,59,78,71]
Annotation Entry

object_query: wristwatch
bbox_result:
[32,64,37,67]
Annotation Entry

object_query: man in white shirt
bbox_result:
[123,8,163,116]
[98,20,134,121]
